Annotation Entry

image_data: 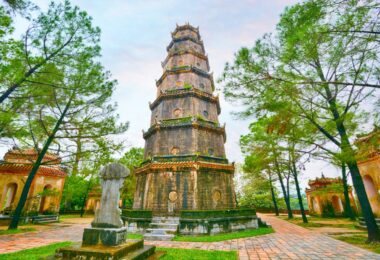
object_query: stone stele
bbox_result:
[82,163,130,246]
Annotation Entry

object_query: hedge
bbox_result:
[180,208,256,219]
[122,209,152,219]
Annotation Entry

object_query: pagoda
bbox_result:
[133,24,236,214]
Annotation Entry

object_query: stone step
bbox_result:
[122,245,156,260]
[151,218,179,224]
[146,228,177,235]
[149,223,179,229]
[34,219,58,223]
[144,233,174,241]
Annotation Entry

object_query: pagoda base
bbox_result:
[133,161,236,213]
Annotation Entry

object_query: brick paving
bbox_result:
[0,215,379,259]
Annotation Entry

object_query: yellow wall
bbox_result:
[0,172,65,214]
[358,156,380,217]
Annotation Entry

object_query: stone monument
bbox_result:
[83,163,129,246]
[55,163,162,259]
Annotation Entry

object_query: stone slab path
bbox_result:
[0,215,379,259]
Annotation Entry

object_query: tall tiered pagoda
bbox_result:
[133,24,236,214]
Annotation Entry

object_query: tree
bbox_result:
[220,0,380,242]
[6,1,123,229]
[0,0,100,105]
[241,153,280,215]
[119,147,144,208]
[240,119,294,218]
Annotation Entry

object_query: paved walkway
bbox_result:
[0,215,379,259]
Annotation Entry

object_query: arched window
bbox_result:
[39,184,53,213]
[331,195,344,214]
[208,148,214,156]
[2,183,18,209]
[173,108,182,117]
[200,83,205,89]
[203,110,209,118]
[171,147,180,155]
[176,81,183,87]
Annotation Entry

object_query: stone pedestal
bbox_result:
[82,227,127,246]
[51,163,165,259]
[57,239,162,260]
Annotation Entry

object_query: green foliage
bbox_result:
[0,242,73,260]
[119,147,144,207]
[60,174,95,211]
[183,82,193,90]
[180,209,256,219]
[173,227,274,242]
[312,183,344,196]
[322,202,336,218]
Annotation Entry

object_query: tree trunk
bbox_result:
[274,158,293,218]
[277,171,293,218]
[336,120,379,242]
[292,162,308,223]
[8,93,75,230]
[341,163,355,220]
[269,178,279,216]
[80,179,92,218]
[321,82,380,242]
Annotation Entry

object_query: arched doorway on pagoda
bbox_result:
[1,183,18,213]
[331,195,344,214]
[363,175,380,214]
[39,184,53,213]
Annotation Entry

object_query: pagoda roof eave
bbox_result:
[143,120,226,142]
[0,163,67,177]
[135,160,234,175]
[156,66,215,91]
[171,24,200,37]
[166,36,204,52]
[161,50,210,71]
[149,88,221,114]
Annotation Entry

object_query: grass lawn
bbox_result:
[0,227,36,236]
[0,242,237,260]
[59,214,93,219]
[278,216,357,229]
[127,233,143,239]
[334,234,380,254]
[0,242,72,260]
[159,247,237,260]
[173,227,274,242]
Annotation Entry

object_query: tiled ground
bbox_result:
[0,214,379,259]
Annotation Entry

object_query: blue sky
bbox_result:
[9,0,341,192]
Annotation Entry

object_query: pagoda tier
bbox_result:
[133,24,236,214]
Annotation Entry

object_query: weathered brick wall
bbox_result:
[133,170,236,213]
[157,72,213,94]
[144,127,225,158]
[150,96,219,124]
[164,53,208,72]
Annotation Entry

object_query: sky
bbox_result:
[6,0,342,193]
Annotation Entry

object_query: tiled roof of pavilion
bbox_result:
[0,148,66,177]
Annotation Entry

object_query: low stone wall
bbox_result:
[122,217,152,233]
[179,215,258,235]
